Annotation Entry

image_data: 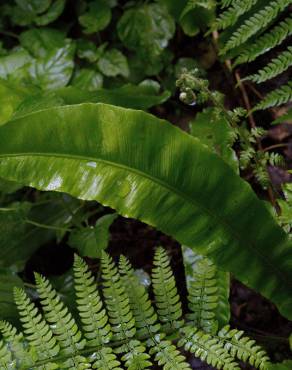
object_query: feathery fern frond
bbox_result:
[150,339,191,370]
[179,326,239,370]
[220,0,236,8]
[14,287,59,365]
[218,325,270,370]
[120,340,152,370]
[234,16,292,65]
[0,339,15,369]
[119,255,160,339]
[253,81,292,111]
[245,47,292,84]
[0,249,271,370]
[74,254,112,347]
[34,274,90,368]
[91,346,122,370]
[152,247,184,331]
[101,252,136,342]
[216,0,257,30]
[217,0,292,110]
[182,247,230,333]
[186,257,218,333]
[222,0,290,53]
[0,321,31,368]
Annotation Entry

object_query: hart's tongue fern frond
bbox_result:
[0,248,271,370]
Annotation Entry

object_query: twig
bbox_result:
[263,143,288,152]
[235,71,280,211]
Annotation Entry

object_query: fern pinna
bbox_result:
[217,0,292,111]
[0,248,270,369]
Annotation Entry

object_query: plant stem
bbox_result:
[263,143,288,152]
[24,219,71,233]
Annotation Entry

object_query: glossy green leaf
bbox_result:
[97,49,129,78]
[28,41,75,89]
[0,81,170,123]
[0,50,32,80]
[71,69,103,91]
[79,0,111,34]
[0,79,33,125]
[68,213,117,258]
[189,108,238,172]
[55,84,171,109]
[0,103,291,319]
[19,28,67,58]
[8,0,65,26]
[179,0,216,36]
[117,3,175,60]
[35,0,66,26]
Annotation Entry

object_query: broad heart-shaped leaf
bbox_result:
[0,103,291,319]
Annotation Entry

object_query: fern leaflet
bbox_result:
[253,81,292,111]
[216,0,258,30]
[178,326,239,370]
[152,247,184,331]
[221,0,291,53]
[245,46,292,83]
[234,16,292,65]
[218,325,270,369]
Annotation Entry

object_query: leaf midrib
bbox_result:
[0,151,289,286]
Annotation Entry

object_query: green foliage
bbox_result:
[245,47,292,84]
[277,183,292,237]
[117,3,175,72]
[234,16,292,65]
[0,103,291,319]
[78,0,112,34]
[0,250,271,369]
[253,81,292,112]
[218,325,270,369]
[4,0,66,26]
[68,213,117,258]
[217,0,292,110]
[152,247,183,331]
[182,247,230,332]
[97,49,129,78]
